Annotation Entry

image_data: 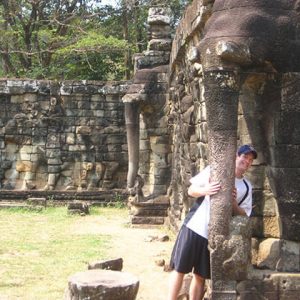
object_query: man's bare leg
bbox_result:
[189,273,205,300]
[167,270,185,300]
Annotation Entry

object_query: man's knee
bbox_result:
[193,273,205,284]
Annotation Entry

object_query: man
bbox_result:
[167,145,257,300]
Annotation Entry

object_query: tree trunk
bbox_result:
[134,1,143,53]
[0,5,15,74]
[122,1,131,80]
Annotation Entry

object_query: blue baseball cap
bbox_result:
[238,144,257,159]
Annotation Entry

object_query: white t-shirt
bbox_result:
[186,166,252,239]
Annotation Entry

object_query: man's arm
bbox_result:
[232,200,247,216]
[232,188,247,216]
[188,181,221,198]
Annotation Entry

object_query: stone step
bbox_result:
[130,206,168,217]
[0,201,28,209]
[131,202,169,208]
[0,201,44,211]
[0,189,127,202]
[131,216,166,225]
[0,189,128,208]
[129,196,170,225]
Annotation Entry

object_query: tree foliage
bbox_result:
[0,0,191,80]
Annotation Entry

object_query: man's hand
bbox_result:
[188,181,221,198]
[232,187,237,202]
[204,181,221,195]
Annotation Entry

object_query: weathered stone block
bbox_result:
[276,240,300,272]
[135,53,170,69]
[47,166,61,173]
[256,238,281,270]
[250,216,280,239]
[281,214,300,241]
[72,84,98,94]
[27,197,47,207]
[252,189,277,217]
[148,38,172,51]
[131,216,165,225]
[267,166,300,199]
[88,258,123,271]
[16,161,32,172]
[268,273,300,300]
[67,201,90,215]
[38,80,51,95]
[47,158,62,165]
[65,270,139,300]
[148,24,171,40]
[150,142,171,155]
[275,112,300,144]
[133,66,167,83]
[246,165,266,190]
[236,279,264,300]
[281,73,300,111]
[269,145,300,168]
[262,190,278,217]
[106,134,126,144]
[148,7,171,25]
[263,216,281,238]
[140,139,150,151]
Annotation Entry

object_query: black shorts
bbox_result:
[169,225,210,279]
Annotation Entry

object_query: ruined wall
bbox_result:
[167,0,213,231]
[167,0,300,298]
[0,79,129,193]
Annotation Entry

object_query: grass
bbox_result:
[0,206,126,300]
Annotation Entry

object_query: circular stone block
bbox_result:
[65,269,139,300]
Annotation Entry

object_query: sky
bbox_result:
[100,0,118,6]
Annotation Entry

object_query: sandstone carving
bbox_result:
[168,0,300,298]
[0,83,128,192]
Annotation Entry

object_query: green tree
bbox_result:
[0,0,131,80]
[0,0,191,80]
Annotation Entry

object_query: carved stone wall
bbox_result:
[167,0,300,298]
[167,0,213,231]
[0,80,129,193]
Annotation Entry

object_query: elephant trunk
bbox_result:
[124,102,140,192]
[203,69,240,256]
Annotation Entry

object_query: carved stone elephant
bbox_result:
[198,0,300,238]
[123,7,172,200]
[196,0,300,288]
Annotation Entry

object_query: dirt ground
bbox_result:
[73,211,176,300]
